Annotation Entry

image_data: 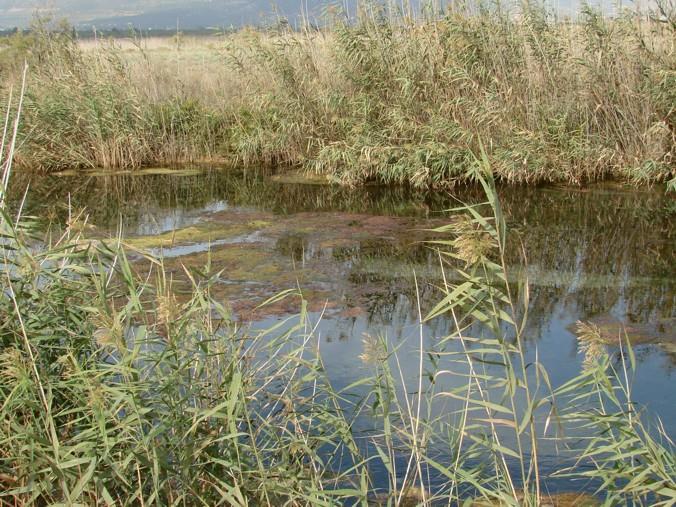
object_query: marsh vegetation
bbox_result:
[1,2,675,505]
[1,1,674,187]
[2,133,675,504]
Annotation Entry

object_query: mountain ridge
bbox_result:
[0,0,342,29]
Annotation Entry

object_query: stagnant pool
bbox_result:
[11,168,675,498]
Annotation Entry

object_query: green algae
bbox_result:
[580,316,676,346]
[248,220,273,229]
[144,243,337,320]
[270,171,331,185]
[169,245,282,280]
[53,167,206,177]
[124,220,270,250]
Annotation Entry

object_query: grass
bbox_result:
[1,11,675,504]
[2,81,675,503]
[1,2,674,187]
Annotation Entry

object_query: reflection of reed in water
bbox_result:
[9,170,675,347]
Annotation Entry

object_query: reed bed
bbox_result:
[1,1,674,187]
[1,82,674,503]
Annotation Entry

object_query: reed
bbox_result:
[1,1,674,187]
[1,106,674,503]
[0,14,675,504]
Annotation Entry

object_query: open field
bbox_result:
[1,2,674,187]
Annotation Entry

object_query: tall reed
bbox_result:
[1,126,674,503]
[1,57,674,503]
[1,2,674,187]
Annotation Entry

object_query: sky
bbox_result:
[0,1,145,24]
[0,0,619,29]
[0,0,321,28]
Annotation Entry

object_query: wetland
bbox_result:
[6,167,674,503]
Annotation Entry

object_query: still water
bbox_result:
[12,168,675,496]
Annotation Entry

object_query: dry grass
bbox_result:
[1,3,674,187]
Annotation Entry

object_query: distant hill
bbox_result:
[0,0,355,30]
[78,1,344,30]
[0,0,610,31]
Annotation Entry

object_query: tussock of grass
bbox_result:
[1,2,675,187]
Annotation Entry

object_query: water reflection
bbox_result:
[9,168,675,434]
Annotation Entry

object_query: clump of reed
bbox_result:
[309,2,675,187]
[2,100,364,502]
[2,20,230,171]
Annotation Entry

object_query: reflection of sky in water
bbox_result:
[146,230,264,257]
[250,288,674,490]
[251,287,675,427]
[132,200,230,235]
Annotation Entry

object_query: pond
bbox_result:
[10,167,675,498]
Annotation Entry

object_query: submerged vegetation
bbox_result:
[2,86,675,503]
[1,1,675,187]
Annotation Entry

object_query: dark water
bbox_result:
[11,168,676,495]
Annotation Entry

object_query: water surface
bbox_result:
[11,168,675,496]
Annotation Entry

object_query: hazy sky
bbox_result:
[0,0,616,29]
[0,1,253,27]
[2,0,359,29]
[0,0,189,15]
